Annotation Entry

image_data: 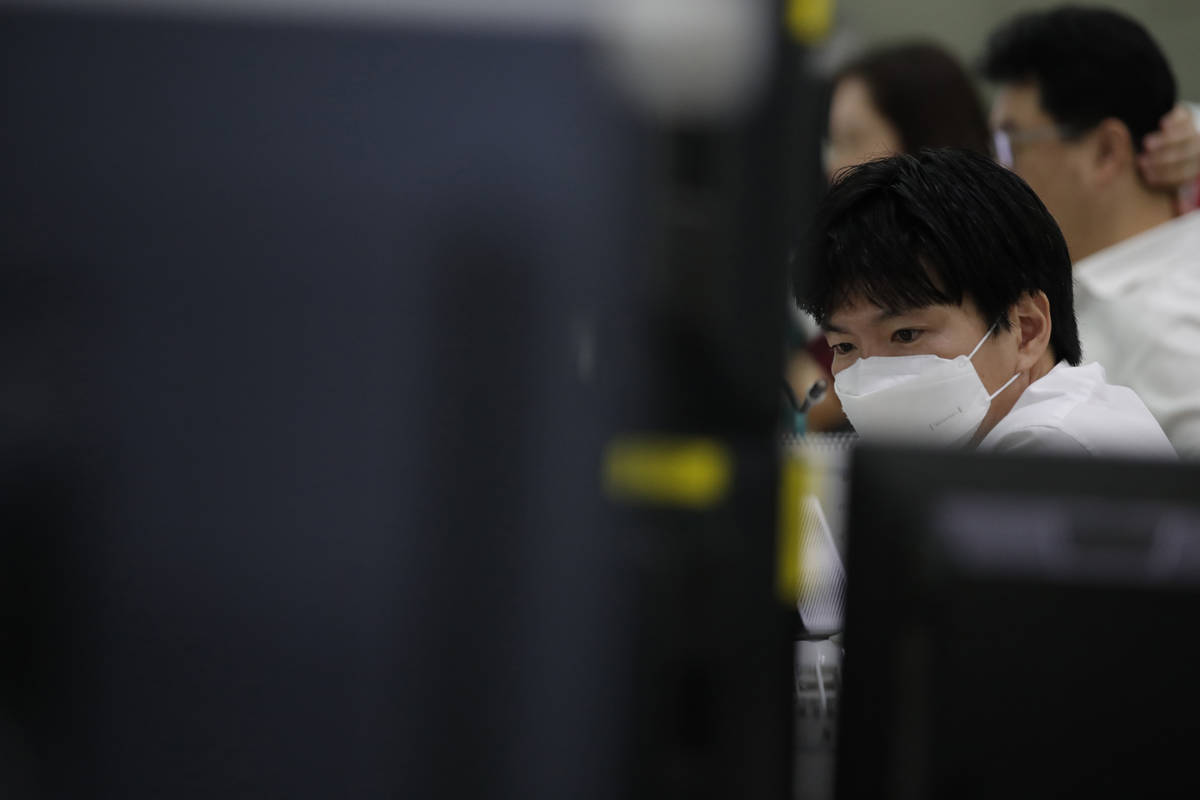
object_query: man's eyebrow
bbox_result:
[821,321,846,334]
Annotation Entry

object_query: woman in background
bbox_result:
[823,42,990,178]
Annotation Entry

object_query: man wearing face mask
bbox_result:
[795,147,1175,458]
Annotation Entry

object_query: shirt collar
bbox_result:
[1073,210,1200,299]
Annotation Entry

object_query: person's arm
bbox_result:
[787,347,851,434]
[1139,102,1200,212]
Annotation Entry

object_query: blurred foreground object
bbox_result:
[0,0,798,797]
[838,445,1200,799]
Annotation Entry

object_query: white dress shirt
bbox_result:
[978,361,1176,458]
[1072,210,1200,458]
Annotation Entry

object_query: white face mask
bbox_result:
[833,323,1021,446]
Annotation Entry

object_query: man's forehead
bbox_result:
[824,302,920,330]
[824,298,966,331]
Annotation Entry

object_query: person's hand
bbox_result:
[1139,103,1200,189]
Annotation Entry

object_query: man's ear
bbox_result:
[1011,290,1052,371]
[1085,117,1134,188]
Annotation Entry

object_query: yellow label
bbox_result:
[603,436,732,509]
[777,450,809,603]
[787,0,834,44]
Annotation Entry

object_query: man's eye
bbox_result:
[830,342,856,355]
[892,329,921,343]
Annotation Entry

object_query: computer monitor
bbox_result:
[836,445,1200,799]
[0,2,795,798]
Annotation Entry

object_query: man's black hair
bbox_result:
[980,5,1175,153]
[794,148,1082,366]
[835,42,991,157]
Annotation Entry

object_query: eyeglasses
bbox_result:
[992,124,1085,168]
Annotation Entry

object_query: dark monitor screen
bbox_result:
[0,4,793,799]
[836,445,1200,799]
[0,8,637,797]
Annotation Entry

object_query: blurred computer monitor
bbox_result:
[837,445,1200,799]
[0,2,796,798]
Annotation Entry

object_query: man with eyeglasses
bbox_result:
[982,6,1200,458]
